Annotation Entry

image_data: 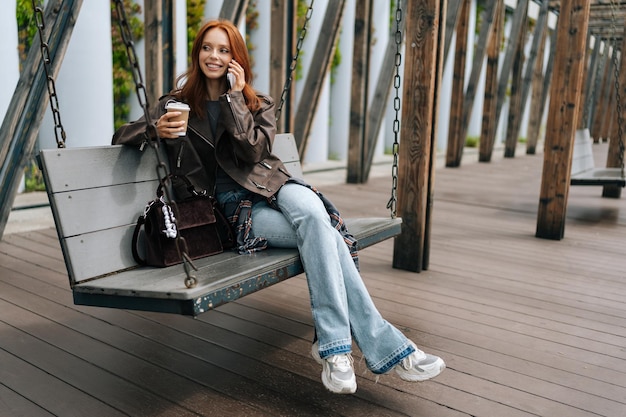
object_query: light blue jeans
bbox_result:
[248,182,414,374]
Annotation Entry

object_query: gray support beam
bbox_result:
[347,0,373,184]
[520,0,549,119]
[443,0,462,64]
[503,1,528,158]
[445,0,471,166]
[145,1,164,104]
[219,0,249,25]
[504,0,549,154]
[582,35,600,128]
[494,0,530,132]
[293,0,346,156]
[525,19,548,155]
[0,0,82,239]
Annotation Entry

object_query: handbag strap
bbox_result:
[213,201,235,248]
[132,215,147,265]
[157,174,205,198]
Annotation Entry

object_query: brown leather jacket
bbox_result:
[112,91,292,199]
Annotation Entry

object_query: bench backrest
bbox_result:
[571,129,595,176]
[39,133,302,286]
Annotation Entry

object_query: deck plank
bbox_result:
[0,384,56,417]
[1,142,625,416]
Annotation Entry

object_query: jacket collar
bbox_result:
[188,113,225,146]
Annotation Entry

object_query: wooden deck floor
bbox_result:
[1,142,624,417]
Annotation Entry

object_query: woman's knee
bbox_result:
[277,184,328,223]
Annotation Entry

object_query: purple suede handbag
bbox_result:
[132,176,233,267]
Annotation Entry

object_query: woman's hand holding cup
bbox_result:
[158,101,190,138]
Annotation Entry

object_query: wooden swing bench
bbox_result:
[38,134,402,316]
[570,130,626,187]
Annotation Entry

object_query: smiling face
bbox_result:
[199,28,233,82]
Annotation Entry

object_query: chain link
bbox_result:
[386,1,403,219]
[113,0,198,288]
[609,0,625,177]
[32,0,67,148]
[275,0,315,123]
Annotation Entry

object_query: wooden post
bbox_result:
[446,0,498,167]
[536,0,590,240]
[503,3,527,158]
[393,0,446,272]
[0,0,82,239]
[591,44,612,141]
[479,0,504,162]
[422,0,447,270]
[445,0,470,167]
[600,46,616,142]
[144,2,163,105]
[270,0,293,134]
[162,0,175,94]
[347,0,373,184]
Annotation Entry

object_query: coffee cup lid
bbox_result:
[165,100,190,111]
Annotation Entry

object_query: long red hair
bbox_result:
[172,19,261,117]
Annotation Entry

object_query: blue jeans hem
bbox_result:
[319,341,352,359]
[369,344,415,375]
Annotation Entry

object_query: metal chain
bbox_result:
[113,0,198,289]
[32,0,67,148]
[386,1,403,219]
[609,0,625,177]
[275,0,315,123]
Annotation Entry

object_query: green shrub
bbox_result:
[111,0,144,130]
[465,136,479,148]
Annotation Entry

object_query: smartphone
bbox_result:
[227,73,235,89]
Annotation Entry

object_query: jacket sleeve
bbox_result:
[219,92,276,164]
[111,100,166,146]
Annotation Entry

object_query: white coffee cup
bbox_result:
[165,101,191,137]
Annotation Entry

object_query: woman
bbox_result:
[113,19,444,394]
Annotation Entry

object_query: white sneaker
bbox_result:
[311,342,357,394]
[395,341,445,382]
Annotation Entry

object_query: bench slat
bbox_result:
[53,181,158,236]
[40,145,162,192]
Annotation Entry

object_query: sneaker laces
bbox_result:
[329,353,354,371]
[400,348,426,370]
